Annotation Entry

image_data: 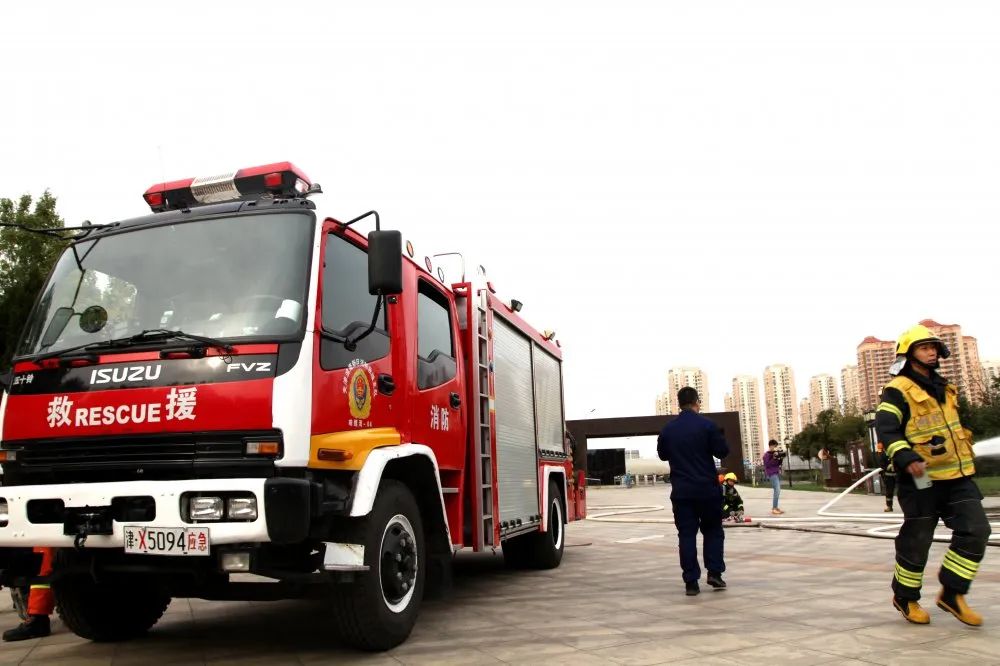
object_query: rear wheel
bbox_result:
[502,479,565,570]
[330,480,425,651]
[531,480,565,569]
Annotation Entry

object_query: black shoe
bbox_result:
[685,582,700,596]
[3,615,50,642]
[707,573,727,589]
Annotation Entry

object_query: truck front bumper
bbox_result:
[0,477,312,548]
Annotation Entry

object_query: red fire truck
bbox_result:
[0,162,584,650]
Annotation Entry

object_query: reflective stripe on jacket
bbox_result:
[882,375,975,480]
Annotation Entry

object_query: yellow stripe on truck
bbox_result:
[309,428,403,470]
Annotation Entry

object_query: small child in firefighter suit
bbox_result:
[3,547,54,641]
[721,473,744,522]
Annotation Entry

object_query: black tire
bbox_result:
[330,480,426,651]
[501,532,531,569]
[530,480,565,569]
[502,480,566,570]
[54,574,170,642]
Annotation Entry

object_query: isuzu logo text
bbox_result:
[226,362,272,373]
[90,365,163,385]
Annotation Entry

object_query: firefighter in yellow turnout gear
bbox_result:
[876,324,991,626]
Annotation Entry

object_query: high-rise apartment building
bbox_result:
[724,393,734,413]
[841,364,861,415]
[799,397,813,428]
[729,375,765,464]
[654,392,670,416]
[857,321,988,409]
[763,364,799,446]
[665,367,709,414]
[962,335,984,401]
[857,337,896,412]
[810,374,840,416]
[984,360,1000,385]
[919,320,982,402]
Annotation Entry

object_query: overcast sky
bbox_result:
[2,2,998,434]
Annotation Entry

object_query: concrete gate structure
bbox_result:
[565,412,745,482]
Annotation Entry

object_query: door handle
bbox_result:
[378,373,396,396]
[449,392,461,409]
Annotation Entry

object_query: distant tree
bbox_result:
[959,376,1000,441]
[790,424,821,467]
[790,409,868,465]
[0,192,66,368]
[832,413,867,449]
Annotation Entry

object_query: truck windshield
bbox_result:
[17,212,314,358]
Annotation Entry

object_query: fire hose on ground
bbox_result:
[587,468,1000,544]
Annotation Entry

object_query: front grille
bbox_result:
[2,431,279,485]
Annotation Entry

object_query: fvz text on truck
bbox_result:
[0,162,585,650]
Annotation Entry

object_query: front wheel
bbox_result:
[54,573,170,642]
[330,480,425,651]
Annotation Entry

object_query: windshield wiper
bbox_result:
[120,329,234,354]
[34,329,233,363]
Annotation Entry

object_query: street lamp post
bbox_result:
[863,410,877,454]
[863,410,878,494]
[784,435,793,489]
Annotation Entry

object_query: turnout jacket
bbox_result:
[876,451,895,476]
[722,484,743,513]
[875,368,975,481]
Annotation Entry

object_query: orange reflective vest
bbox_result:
[882,375,975,480]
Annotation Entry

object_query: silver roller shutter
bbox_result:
[532,345,563,453]
[493,317,540,526]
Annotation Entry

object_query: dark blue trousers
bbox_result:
[671,497,725,583]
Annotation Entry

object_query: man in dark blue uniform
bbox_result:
[657,387,729,595]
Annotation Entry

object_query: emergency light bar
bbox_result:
[142,162,312,212]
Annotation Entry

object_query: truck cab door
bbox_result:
[312,228,396,457]
[410,279,465,473]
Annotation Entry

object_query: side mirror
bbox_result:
[40,307,76,349]
[368,230,403,295]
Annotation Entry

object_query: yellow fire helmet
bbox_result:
[889,324,951,375]
[724,472,738,481]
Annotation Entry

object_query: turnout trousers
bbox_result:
[28,547,54,616]
[671,497,725,584]
[892,477,991,601]
[883,473,896,509]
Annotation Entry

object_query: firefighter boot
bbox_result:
[893,597,930,625]
[2,615,50,642]
[937,589,983,627]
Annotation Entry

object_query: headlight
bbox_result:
[189,497,224,521]
[0,498,8,527]
[227,497,258,521]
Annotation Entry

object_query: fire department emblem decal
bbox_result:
[343,360,376,421]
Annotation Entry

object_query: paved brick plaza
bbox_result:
[0,483,997,665]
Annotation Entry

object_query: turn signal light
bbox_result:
[317,449,354,462]
[246,441,280,456]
